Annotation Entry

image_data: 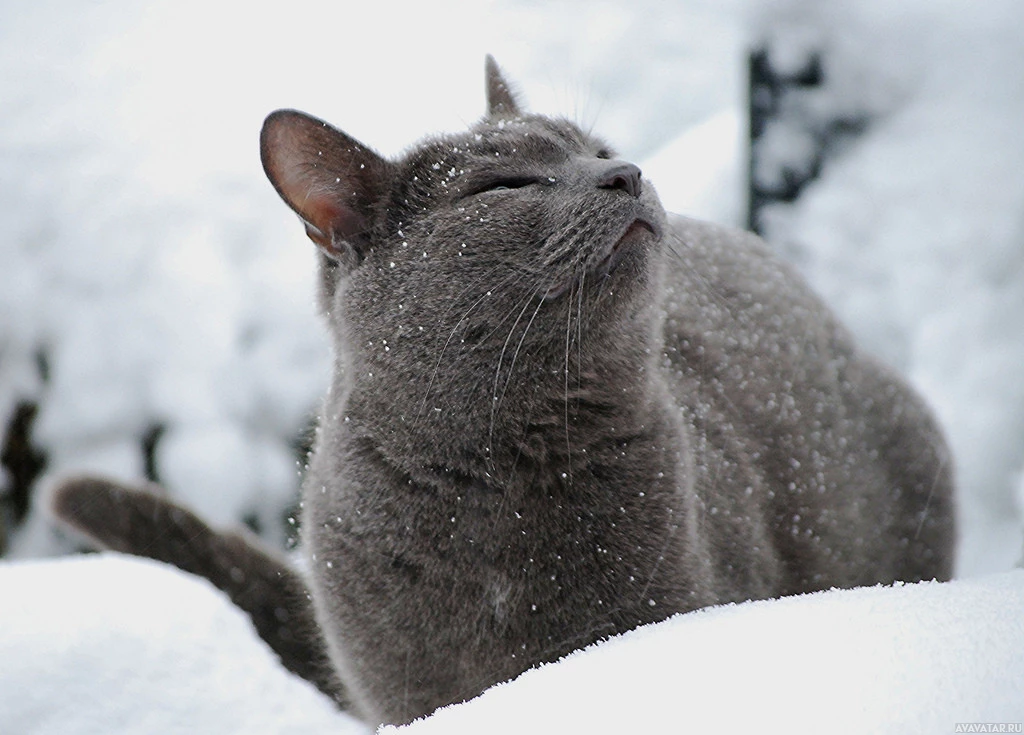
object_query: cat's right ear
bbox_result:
[260,110,392,267]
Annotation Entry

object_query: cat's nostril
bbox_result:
[597,162,642,198]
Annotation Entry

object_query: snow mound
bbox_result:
[4,553,1018,734]
[392,571,1024,734]
[0,554,366,735]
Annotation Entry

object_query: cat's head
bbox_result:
[260,57,667,467]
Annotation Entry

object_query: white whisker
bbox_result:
[414,266,524,426]
[488,287,545,468]
[564,281,574,483]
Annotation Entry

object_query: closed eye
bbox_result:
[466,176,538,197]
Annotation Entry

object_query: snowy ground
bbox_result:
[2,553,1022,734]
[0,554,366,735]
[1,0,1023,732]
[391,569,1024,734]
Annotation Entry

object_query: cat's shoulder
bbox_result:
[662,213,837,330]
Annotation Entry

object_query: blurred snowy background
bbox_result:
[2,0,1023,732]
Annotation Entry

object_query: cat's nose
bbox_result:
[596,161,642,198]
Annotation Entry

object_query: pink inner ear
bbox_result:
[297,197,366,254]
[263,139,359,251]
[261,109,387,259]
[267,144,349,241]
[291,187,339,244]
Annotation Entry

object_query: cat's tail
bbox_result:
[49,476,351,711]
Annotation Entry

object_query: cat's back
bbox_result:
[658,214,955,594]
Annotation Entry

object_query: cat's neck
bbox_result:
[333,268,671,472]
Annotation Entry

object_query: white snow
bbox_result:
[640,108,746,227]
[3,554,1021,734]
[0,553,367,735]
[1,0,1023,732]
[390,570,1024,734]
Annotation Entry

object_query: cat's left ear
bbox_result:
[260,109,393,268]
[485,55,523,119]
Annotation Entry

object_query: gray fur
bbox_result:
[51,58,955,727]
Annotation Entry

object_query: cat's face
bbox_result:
[382,114,663,300]
[347,114,666,355]
[260,60,667,458]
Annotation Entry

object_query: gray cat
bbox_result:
[51,57,955,727]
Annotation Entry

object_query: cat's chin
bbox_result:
[597,218,660,277]
[543,217,661,301]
